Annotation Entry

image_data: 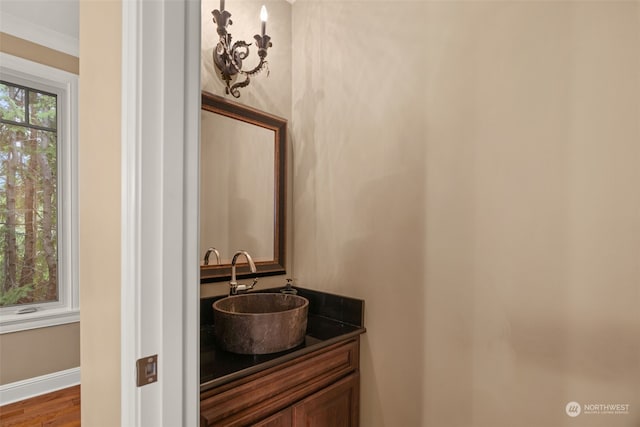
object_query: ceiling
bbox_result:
[1,0,79,57]
[2,0,78,39]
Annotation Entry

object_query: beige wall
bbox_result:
[292,2,640,426]
[0,32,79,74]
[0,323,80,385]
[78,1,121,425]
[0,34,80,386]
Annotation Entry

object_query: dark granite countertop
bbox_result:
[200,287,365,392]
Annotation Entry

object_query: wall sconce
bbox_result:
[211,1,272,98]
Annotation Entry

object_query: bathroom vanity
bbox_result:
[200,288,365,427]
[198,95,364,425]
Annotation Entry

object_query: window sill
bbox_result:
[0,309,80,334]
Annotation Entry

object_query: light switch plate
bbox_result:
[136,354,158,387]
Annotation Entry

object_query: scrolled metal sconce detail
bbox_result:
[211,2,273,98]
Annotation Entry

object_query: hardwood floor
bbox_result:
[0,385,80,427]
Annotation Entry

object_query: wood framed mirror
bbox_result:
[200,91,286,283]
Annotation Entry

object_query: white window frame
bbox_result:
[0,52,79,334]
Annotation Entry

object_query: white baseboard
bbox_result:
[0,367,80,406]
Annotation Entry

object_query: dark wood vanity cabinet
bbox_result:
[200,338,360,427]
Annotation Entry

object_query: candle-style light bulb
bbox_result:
[260,5,268,36]
[220,0,225,11]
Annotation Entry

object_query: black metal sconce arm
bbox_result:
[211,6,273,98]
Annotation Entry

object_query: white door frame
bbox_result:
[121,0,200,425]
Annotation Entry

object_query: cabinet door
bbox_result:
[254,407,292,427]
[292,373,359,427]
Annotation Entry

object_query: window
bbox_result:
[0,53,78,333]
[1,82,58,306]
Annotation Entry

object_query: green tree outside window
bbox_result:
[0,81,58,307]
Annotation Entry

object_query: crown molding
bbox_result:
[0,12,78,57]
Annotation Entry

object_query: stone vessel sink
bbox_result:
[213,293,309,355]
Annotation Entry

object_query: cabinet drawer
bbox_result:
[201,338,359,427]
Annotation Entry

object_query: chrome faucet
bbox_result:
[203,247,221,265]
[229,250,258,295]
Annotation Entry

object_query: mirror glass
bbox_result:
[200,92,286,282]
[200,114,275,263]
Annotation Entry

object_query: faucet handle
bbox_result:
[233,277,259,294]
